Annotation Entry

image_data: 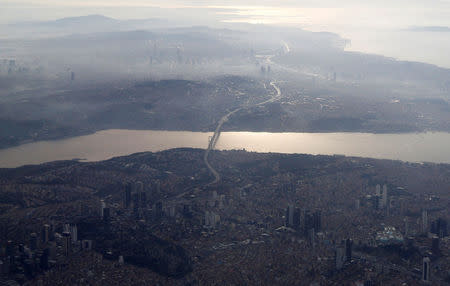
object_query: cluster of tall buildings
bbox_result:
[375,184,389,210]
[0,221,94,282]
[334,238,353,270]
[204,211,221,229]
[285,204,322,243]
[122,181,151,219]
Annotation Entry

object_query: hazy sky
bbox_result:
[3,0,450,25]
[2,0,450,67]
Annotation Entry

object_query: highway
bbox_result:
[203,80,282,185]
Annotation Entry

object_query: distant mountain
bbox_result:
[5,15,168,39]
[408,26,450,32]
[39,14,166,28]
[46,14,119,27]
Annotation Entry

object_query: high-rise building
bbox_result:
[431,218,448,238]
[204,211,220,229]
[381,184,388,209]
[304,210,314,236]
[63,223,70,233]
[335,246,346,270]
[140,192,147,208]
[100,200,106,219]
[132,193,140,218]
[70,224,77,243]
[82,240,93,251]
[135,181,144,193]
[404,217,409,237]
[308,228,315,247]
[375,184,381,196]
[422,210,428,233]
[153,201,163,220]
[313,210,322,232]
[293,208,301,230]
[345,239,353,262]
[41,224,50,244]
[124,184,131,209]
[355,199,360,210]
[39,248,49,270]
[182,204,192,218]
[432,237,440,256]
[103,208,111,222]
[422,257,431,282]
[62,232,71,257]
[368,195,377,210]
[29,233,38,251]
[286,204,294,227]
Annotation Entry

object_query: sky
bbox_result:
[2,0,450,68]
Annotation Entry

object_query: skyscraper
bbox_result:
[293,208,301,230]
[422,210,428,233]
[29,233,37,251]
[41,224,50,244]
[140,192,147,208]
[70,224,77,243]
[335,246,346,270]
[432,237,440,256]
[286,204,294,227]
[304,210,314,236]
[345,239,353,262]
[313,210,322,232]
[431,218,448,238]
[62,232,71,257]
[355,199,360,210]
[422,257,431,282]
[375,184,381,196]
[103,208,111,222]
[100,200,106,219]
[308,228,315,247]
[124,184,131,209]
[403,217,409,237]
[381,184,388,209]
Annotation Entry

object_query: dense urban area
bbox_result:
[0,148,448,285]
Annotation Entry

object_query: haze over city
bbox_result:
[3,0,450,67]
[0,1,449,285]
